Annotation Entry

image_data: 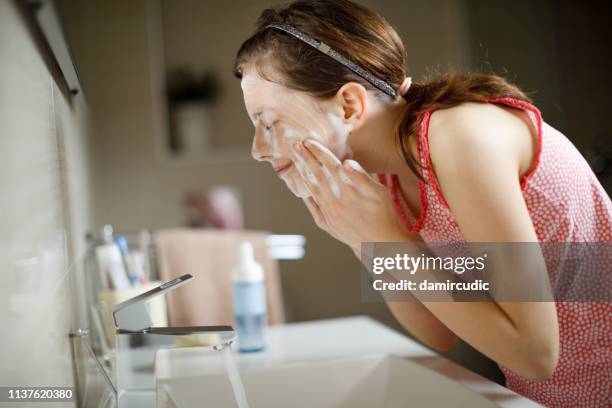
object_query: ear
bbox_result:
[335,82,368,131]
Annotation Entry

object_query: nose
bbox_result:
[251,125,271,162]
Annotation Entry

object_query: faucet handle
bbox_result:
[149,326,236,349]
[144,325,234,336]
[112,274,194,331]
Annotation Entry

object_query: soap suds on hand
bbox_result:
[345,159,366,173]
[292,150,318,185]
[338,169,352,185]
[322,164,341,198]
[344,159,376,197]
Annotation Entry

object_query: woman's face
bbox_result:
[240,70,353,198]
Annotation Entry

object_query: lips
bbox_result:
[274,162,293,175]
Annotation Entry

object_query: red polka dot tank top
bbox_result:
[379,97,612,407]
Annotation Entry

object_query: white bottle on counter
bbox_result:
[232,241,267,352]
[95,225,131,290]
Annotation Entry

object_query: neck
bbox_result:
[349,97,417,176]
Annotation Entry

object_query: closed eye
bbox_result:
[252,112,279,130]
[261,120,279,131]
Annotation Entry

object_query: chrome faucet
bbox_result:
[112,274,236,407]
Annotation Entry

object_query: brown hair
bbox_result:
[234,0,532,178]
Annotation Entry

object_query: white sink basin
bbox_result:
[157,354,498,408]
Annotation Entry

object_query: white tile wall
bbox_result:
[0,1,93,405]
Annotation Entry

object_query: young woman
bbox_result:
[234,1,611,406]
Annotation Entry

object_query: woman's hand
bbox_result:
[291,139,410,252]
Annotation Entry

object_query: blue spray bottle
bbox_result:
[232,241,267,352]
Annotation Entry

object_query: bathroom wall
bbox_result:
[0,0,93,403]
[464,0,612,192]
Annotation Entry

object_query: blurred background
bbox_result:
[1,0,610,400]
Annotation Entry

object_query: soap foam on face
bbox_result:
[259,111,282,158]
[326,113,353,160]
[281,124,305,143]
[241,72,358,198]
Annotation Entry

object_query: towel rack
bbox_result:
[267,234,305,260]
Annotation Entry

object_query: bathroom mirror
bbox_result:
[152,0,279,163]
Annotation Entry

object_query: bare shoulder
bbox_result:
[427,102,535,173]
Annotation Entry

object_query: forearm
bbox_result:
[395,263,558,379]
[400,247,559,379]
[352,241,458,353]
[381,261,556,378]
[387,262,558,379]
[370,235,558,380]
[422,301,558,380]
[386,300,458,352]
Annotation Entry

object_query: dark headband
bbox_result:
[265,22,398,98]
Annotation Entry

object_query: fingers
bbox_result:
[291,146,318,186]
[342,159,369,179]
[291,141,338,199]
[303,139,342,169]
[342,159,384,198]
[303,197,326,229]
[305,139,355,193]
[292,140,380,204]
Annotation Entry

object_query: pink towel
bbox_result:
[155,229,285,326]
